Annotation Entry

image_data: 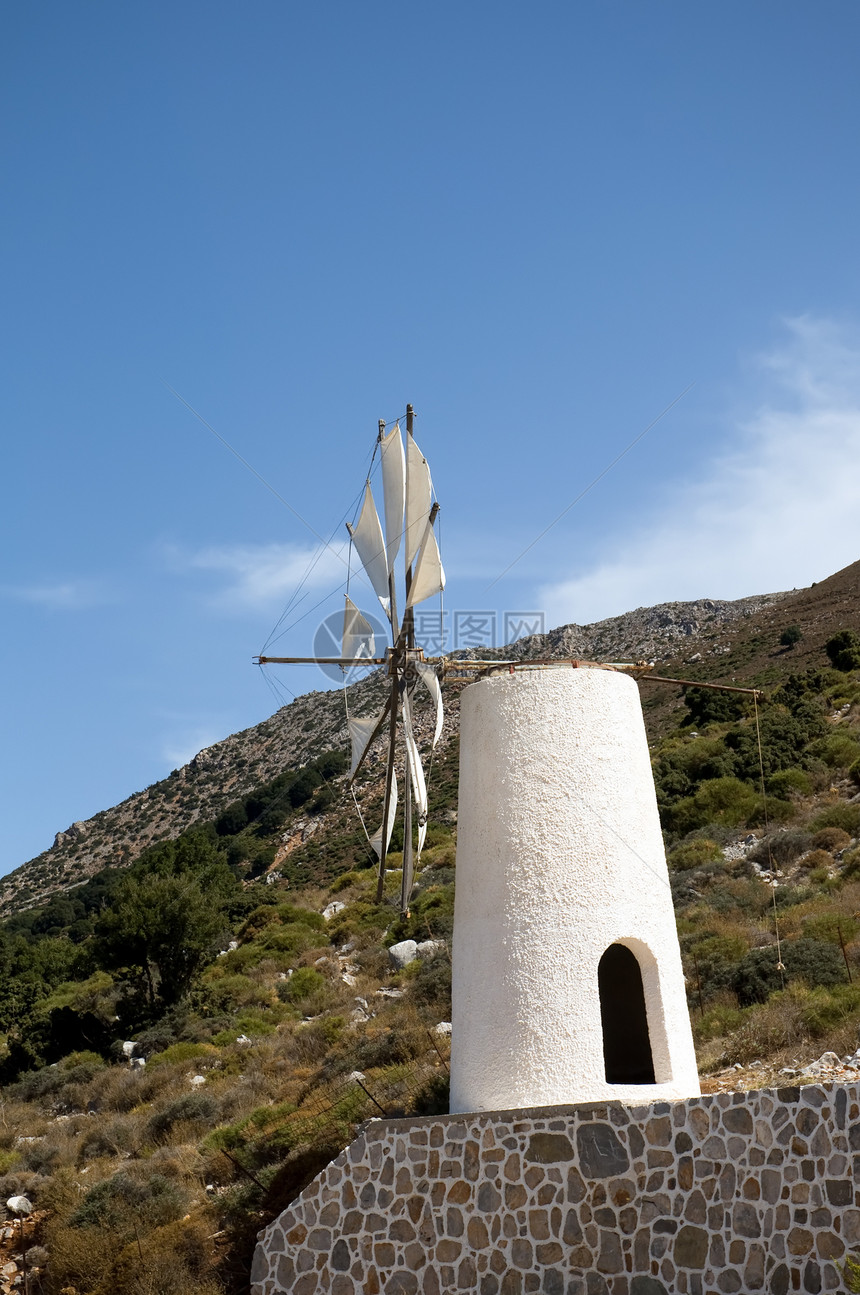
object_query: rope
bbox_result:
[753,693,786,988]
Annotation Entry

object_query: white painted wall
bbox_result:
[449,666,700,1113]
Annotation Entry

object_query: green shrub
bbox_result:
[766,768,812,798]
[410,953,452,1009]
[669,778,759,835]
[731,938,846,1007]
[798,983,860,1037]
[146,1041,217,1069]
[683,687,748,727]
[668,839,723,872]
[693,1001,745,1041]
[812,804,860,835]
[276,967,329,1012]
[330,870,365,895]
[237,905,280,941]
[749,830,811,868]
[147,1092,220,1140]
[850,758,860,789]
[826,630,860,672]
[842,1253,860,1293]
[71,1170,187,1231]
[810,733,860,770]
[780,626,802,648]
[842,847,860,879]
[203,972,272,1010]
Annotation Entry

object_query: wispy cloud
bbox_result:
[161,726,223,770]
[1,580,108,610]
[167,540,350,611]
[538,316,860,627]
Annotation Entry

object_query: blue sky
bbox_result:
[3,2,860,874]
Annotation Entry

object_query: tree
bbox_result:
[95,873,225,1010]
[825,629,860,672]
[779,625,802,649]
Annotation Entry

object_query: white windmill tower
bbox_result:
[448,661,701,1113]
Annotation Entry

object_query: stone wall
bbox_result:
[251,1083,860,1295]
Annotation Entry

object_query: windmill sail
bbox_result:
[406,521,445,607]
[404,434,433,570]
[347,484,390,614]
[342,597,375,662]
[348,708,386,778]
[401,693,428,902]
[370,771,398,859]
[403,696,428,826]
[380,423,405,574]
[416,661,444,747]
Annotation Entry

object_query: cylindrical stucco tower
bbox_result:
[449,666,700,1113]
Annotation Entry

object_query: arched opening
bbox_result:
[598,943,655,1084]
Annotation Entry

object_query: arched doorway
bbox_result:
[598,943,656,1084]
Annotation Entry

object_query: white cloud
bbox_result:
[167,540,353,611]
[538,317,860,627]
[161,726,223,770]
[2,580,107,610]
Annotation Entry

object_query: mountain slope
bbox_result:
[4,560,859,917]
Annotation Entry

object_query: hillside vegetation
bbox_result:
[0,562,858,1293]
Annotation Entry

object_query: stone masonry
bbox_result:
[251,1083,860,1294]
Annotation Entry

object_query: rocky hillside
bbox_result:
[3,561,859,917]
[511,589,792,664]
[0,559,858,1294]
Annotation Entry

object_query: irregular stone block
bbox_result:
[524,1132,574,1164]
[575,1124,629,1178]
[674,1224,708,1269]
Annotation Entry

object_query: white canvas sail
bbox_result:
[347,484,390,614]
[342,597,375,662]
[370,772,398,860]
[406,520,445,607]
[380,423,405,574]
[402,694,428,898]
[348,709,385,777]
[403,696,428,824]
[404,434,432,570]
[415,661,444,747]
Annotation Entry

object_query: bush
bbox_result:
[812,804,860,836]
[272,967,338,1018]
[800,849,837,873]
[683,687,748,727]
[748,830,811,868]
[410,954,452,1009]
[826,630,860,673]
[850,758,860,789]
[812,827,853,853]
[780,626,803,648]
[731,938,846,1007]
[70,1170,188,1230]
[811,733,860,770]
[669,778,759,836]
[842,847,860,879]
[147,1093,220,1140]
[146,1041,217,1069]
[766,769,812,799]
[667,839,723,872]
